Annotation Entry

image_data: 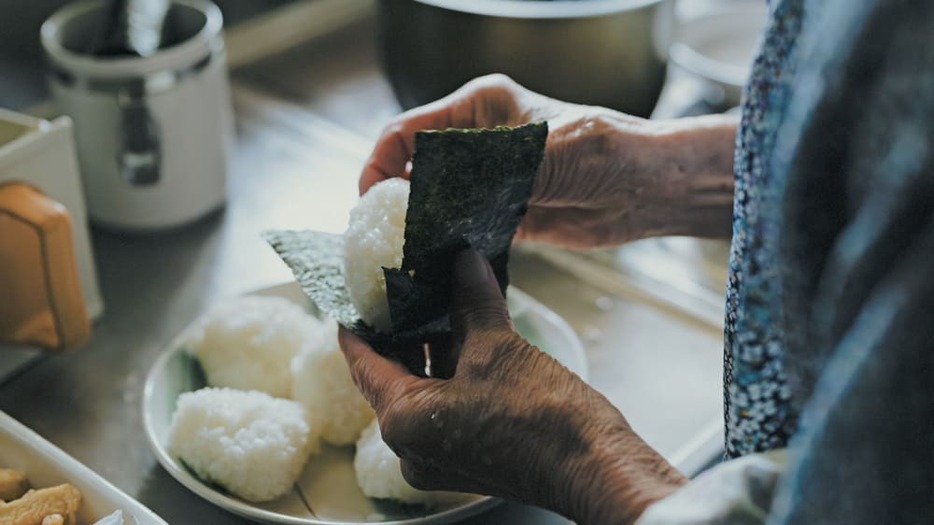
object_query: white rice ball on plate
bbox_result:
[343,178,409,332]
[291,319,376,446]
[167,387,314,502]
[354,419,470,507]
[184,295,324,398]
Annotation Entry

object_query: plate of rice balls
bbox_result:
[143,122,589,524]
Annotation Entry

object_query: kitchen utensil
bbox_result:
[378,0,674,117]
[143,281,587,525]
[89,0,171,188]
[91,0,171,57]
[0,108,102,352]
[41,0,234,231]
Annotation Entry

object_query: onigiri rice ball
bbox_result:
[184,295,324,398]
[167,387,314,502]
[291,318,375,445]
[343,178,409,332]
[354,420,470,507]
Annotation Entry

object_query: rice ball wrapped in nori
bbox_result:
[266,122,547,367]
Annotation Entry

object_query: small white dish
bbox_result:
[142,281,587,525]
[0,410,168,524]
[669,4,768,106]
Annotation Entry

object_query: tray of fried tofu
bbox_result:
[0,410,167,525]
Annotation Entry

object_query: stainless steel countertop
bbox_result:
[0,5,732,524]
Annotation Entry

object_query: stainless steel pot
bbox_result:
[378,0,674,117]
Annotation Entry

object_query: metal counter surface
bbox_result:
[0,9,730,524]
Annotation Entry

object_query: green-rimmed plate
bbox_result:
[142,281,586,525]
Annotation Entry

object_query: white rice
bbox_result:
[343,178,410,332]
[291,318,376,446]
[184,295,323,398]
[167,387,314,502]
[354,420,470,507]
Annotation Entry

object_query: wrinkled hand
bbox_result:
[339,249,686,524]
[361,74,697,248]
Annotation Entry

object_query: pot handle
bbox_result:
[0,182,91,351]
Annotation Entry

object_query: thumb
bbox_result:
[450,249,512,335]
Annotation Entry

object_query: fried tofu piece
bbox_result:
[0,484,81,525]
[0,469,30,502]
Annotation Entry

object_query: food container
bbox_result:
[41,0,234,231]
[378,0,675,117]
[0,410,168,524]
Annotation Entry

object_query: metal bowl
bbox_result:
[378,0,674,117]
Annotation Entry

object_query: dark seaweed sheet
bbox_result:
[386,122,547,335]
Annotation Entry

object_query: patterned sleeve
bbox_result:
[642,0,933,523]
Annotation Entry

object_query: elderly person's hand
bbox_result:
[362,74,737,247]
[339,249,687,525]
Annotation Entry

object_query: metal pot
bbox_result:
[378,0,674,117]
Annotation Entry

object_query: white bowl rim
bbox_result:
[669,4,767,88]
[41,0,223,79]
[413,0,667,19]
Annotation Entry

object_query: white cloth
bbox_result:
[636,450,788,525]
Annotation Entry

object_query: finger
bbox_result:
[450,249,512,336]
[427,332,459,379]
[400,457,516,501]
[359,75,521,195]
[400,458,478,494]
[338,326,415,410]
[359,96,463,195]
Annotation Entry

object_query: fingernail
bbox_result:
[455,249,493,287]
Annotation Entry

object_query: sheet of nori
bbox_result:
[263,230,364,333]
[385,122,547,335]
[263,229,428,373]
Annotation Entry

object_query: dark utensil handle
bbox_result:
[117,93,161,186]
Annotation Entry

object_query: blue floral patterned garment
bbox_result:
[719,0,934,517]
[767,0,934,520]
[723,0,805,458]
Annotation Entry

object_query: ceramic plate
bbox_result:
[0,410,168,524]
[142,281,587,524]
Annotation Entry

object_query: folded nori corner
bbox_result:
[263,229,424,372]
